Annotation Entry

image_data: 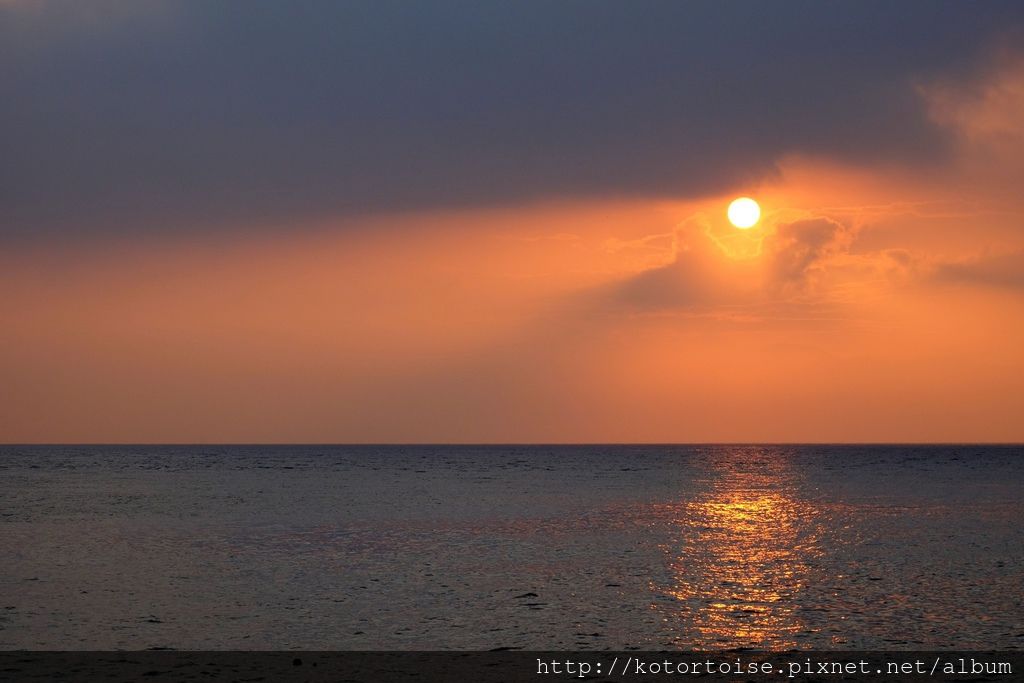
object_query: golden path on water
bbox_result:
[656,450,824,649]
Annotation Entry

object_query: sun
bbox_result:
[727,197,760,229]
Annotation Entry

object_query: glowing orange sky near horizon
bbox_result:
[2,60,1024,443]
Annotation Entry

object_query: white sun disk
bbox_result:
[727,197,761,229]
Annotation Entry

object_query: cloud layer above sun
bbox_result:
[2,0,1024,238]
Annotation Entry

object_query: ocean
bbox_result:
[1,445,1021,650]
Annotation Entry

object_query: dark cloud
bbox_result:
[612,245,719,311]
[606,215,855,312]
[2,1,1023,239]
[933,250,1024,289]
[765,217,852,288]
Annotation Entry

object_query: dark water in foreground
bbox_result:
[1,445,1022,650]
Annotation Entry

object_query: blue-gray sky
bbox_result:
[3,0,1023,239]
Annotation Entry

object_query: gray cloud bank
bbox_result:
[609,216,855,312]
[2,1,1023,239]
[934,250,1024,289]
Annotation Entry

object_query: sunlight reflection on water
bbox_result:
[655,448,824,649]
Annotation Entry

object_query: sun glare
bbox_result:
[727,197,761,229]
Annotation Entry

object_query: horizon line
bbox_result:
[2,442,1022,447]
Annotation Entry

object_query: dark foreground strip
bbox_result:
[0,651,1021,682]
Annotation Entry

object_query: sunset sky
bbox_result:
[2,2,1024,443]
